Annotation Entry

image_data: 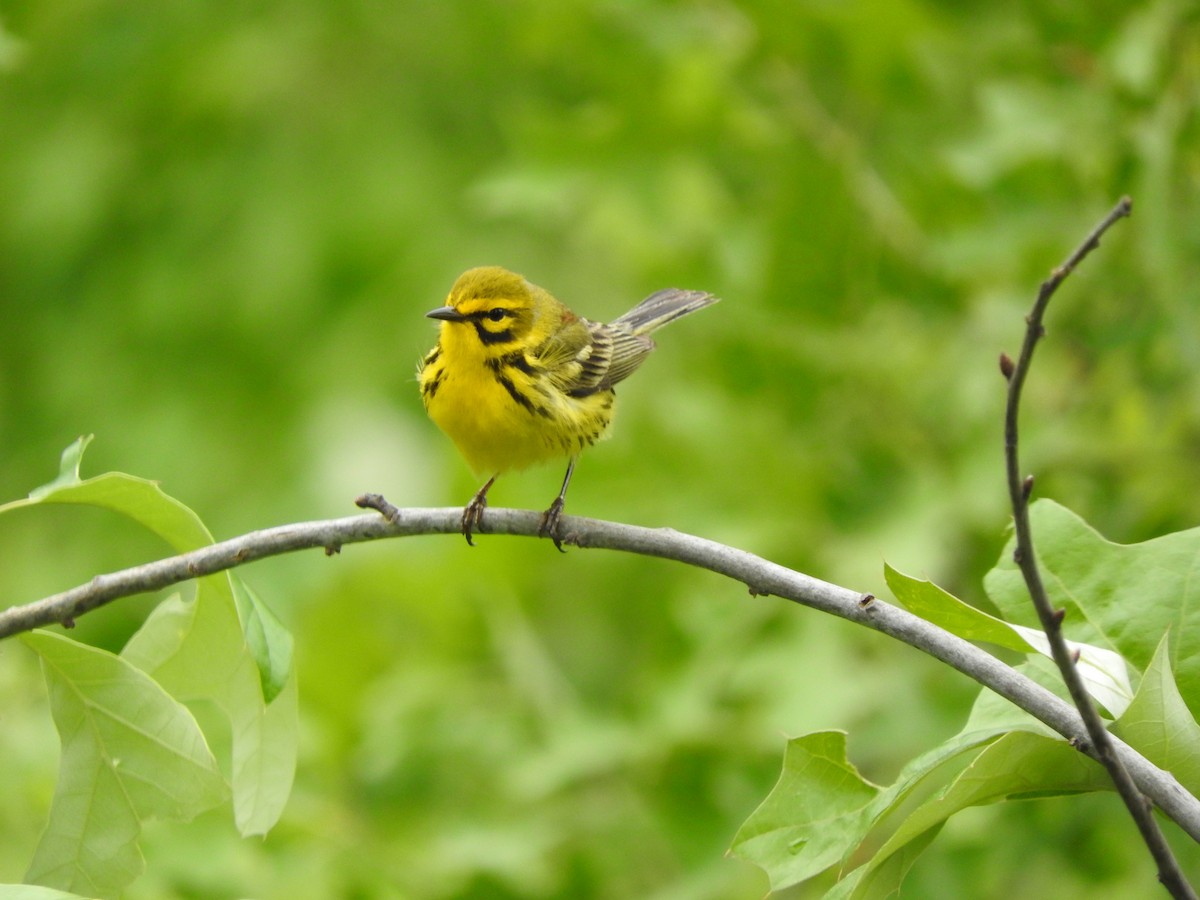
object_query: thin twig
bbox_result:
[1003,197,1195,898]
[2,499,1200,846]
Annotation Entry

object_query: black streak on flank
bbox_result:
[422,370,444,399]
[488,352,537,376]
[497,351,536,375]
[495,372,540,416]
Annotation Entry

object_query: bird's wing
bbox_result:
[535,319,655,397]
[588,321,656,389]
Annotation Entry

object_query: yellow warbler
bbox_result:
[420,266,717,548]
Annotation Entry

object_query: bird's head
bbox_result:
[426,266,549,352]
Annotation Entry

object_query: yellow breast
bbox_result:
[421,346,615,477]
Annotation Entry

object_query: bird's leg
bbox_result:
[462,475,496,546]
[539,458,577,552]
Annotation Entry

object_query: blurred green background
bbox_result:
[2,1,1199,897]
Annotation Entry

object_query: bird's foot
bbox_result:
[538,498,568,553]
[460,476,497,546]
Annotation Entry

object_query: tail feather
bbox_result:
[611,288,719,335]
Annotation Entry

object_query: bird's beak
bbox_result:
[426,306,467,322]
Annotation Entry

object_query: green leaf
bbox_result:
[824,826,942,900]
[732,714,1113,895]
[884,563,1033,652]
[867,731,1109,866]
[961,658,1063,734]
[816,731,1107,896]
[730,732,879,891]
[1009,625,1133,718]
[21,631,227,899]
[731,728,1002,892]
[887,562,1133,717]
[8,440,298,841]
[985,500,1200,714]
[234,578,294,704]
[1113,633,1200,798]
[122,587,298,836]
[26,435,94,500]
[4,467,215,556]
[233,662,299,834]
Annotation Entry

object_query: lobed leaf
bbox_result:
[744,510,1185,895]
[985,500,1200,715]
[734,721,1110,894]
[730,731,880,891]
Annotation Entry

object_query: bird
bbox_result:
[419,266,718,549]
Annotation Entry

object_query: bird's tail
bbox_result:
[611,288,719,335]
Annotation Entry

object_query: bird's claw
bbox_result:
[539,498,568,553]
[462,496,486,546]
[460,476,497,547]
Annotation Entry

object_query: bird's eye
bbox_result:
[487,308,508,322]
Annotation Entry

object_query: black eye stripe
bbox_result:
[469,308,511,322]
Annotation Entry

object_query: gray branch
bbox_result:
[2,502,1199,845]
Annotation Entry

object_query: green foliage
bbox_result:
[21,631,227,896]
[886,560,1133,717]
[1116,636,1200,799]
[734,500,1200,894]
[985,502,1200,714]
[9,451,1200,896]
[1,439,296,898]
